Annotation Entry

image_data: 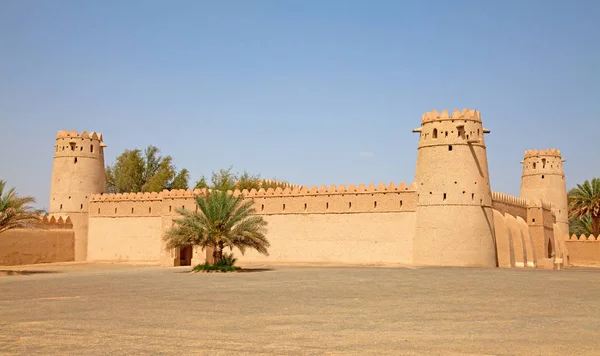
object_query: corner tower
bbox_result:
[49,130,106,261]
[412,109,497,267]
[520,149,568,237]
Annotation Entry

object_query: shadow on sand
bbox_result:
[173,267,275,274]
[0,270,60,276]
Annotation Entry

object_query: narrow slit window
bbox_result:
[326,202,329,210]
[74,157,78,164]
[304,203,307,211]
[60,204,63,210]
[149,207,152,213]
[348,202,352,209]
[261,204,264,211]
[471,193,475,201]
[374,201,377,209]
[91,145,94,153]
[443,193,447,201]
[80,204,83,210]
[131,208,134,214]
[282,204,286,211]
[433,128,438,139]
[400,200,403,208]
[115,208,117,213]
[97,208,100,214]
[169,206,172,212]
[448,145,453,151]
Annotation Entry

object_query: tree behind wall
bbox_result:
[568,178,600,236]
[194,166,291,191]
[0,180,43,234]
[105,145,189,193]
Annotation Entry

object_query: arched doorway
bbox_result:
[547,239,554,259]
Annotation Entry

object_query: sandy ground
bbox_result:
[1,262,599,355]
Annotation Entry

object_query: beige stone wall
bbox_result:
[0,218,74,266]
[87,217,162,261]
[565,235,600,266]
[234,212,416,264]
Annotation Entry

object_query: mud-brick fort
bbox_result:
[2,108,599,268]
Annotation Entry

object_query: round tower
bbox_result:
[520,149,568,237]
[49,130,106,261]
[412,109,497,267]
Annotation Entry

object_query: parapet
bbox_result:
[34,214,73,228]
[89,181,417,201]
[524,149,563,159]
[569,234,598,241]
[89,191,162,202]
[491,191,527,208]
[56,130,105,144]
[421,108,482,124]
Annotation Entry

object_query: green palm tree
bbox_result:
[0,180,43,234]
[568,178,600,236]
[163,190,269,264]
[570,215,594,236]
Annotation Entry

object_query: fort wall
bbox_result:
[0,216,74,266]
[565,234,600,266]
[87,182,418,265]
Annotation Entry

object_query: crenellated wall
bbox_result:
[565,234,600,266]
[491,191,528,220]
[87,182,419,265]
[0,215,75,266]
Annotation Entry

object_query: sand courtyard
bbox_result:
[1,263,599,355]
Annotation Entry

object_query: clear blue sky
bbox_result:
[1,0,598,209]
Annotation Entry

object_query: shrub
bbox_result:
[193,253,241,273]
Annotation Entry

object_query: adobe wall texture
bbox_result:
[565,235,600,266]
[0,217,74,266]
[87,217,163,261]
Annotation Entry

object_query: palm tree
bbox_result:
[568,178,600,236]
[163,190,269,264]
[570,215,594,236]
[0,180,43,234]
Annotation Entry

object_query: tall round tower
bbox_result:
[49,130,106,261]
[520,149,568,237]
[412,109,497,267]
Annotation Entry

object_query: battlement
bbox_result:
[421,108,482,124]
[34,214,73,228]
[89,191,162,202]
[56,130,105,143]
[90,182,418,202]
[523,149,563,159]
[491,191,527,208]
[569,234,598,241]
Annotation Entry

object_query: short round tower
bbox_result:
[49,130,106,260]
[520,149,568,236]
[412,109,497,267]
